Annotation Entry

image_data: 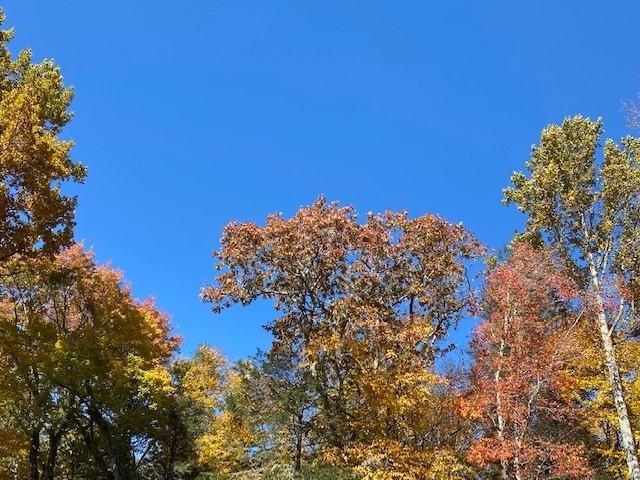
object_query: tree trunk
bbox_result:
[29,428,40,480]
[597,307,640,480]
[294,423,303,474]
[42,428,64,480]
[89,407,128,480]
[495,312,509,480]
[589,262,640,480]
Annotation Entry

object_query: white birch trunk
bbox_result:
[588,258,640,480]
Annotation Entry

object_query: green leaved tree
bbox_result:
[504,115,640,479]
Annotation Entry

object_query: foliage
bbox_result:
[0,8,86,262]
[142,345,228,480]
[203,196,483,478]
[7,4,640,476]
[466,244,592,479]
[0,245,178,479]
[504,115,640,479]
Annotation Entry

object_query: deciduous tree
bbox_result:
[466,244,591,479]
[0,8,86,262]
[144,344,228,480]
[203,196,483,478]
[504,116,640,479]
[0,245,178,479]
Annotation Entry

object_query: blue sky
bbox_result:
[6,1,640,360]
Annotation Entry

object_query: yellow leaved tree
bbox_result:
[0,8,86,262]
[203,197,483,478]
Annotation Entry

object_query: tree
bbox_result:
[0,8,86,262]
[624,87,640,130]
[0,245,179,479]
[504,116,640,479]
[196,367,261,475]
[202,196,483,477]
[249,348,317,474]
[569,316,640,478]
[466,244,592,479]
[143,345,228,480]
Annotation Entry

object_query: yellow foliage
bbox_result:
[195,369,260,474]
[570,323,640,477]
[182,344,226,410]
[325,441,472,480]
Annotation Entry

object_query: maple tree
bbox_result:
[466,244,592,479]
[504,116,640,479]
[203,196,483,478]
[0,245,178,479]
[0,8,86,262]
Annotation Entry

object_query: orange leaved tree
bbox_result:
[467,244,592,479]
[203,196,483,477]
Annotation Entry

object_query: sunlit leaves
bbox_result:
[0,245,178,478]
[467,244,592,479]
[0,8,85,261]
[203,196,483,477]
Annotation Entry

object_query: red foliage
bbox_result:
[466,244,592,479]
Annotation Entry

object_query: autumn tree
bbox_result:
[0,245,178,479]
[504,116,640,479]
[0,8,86,262]
[466,244,592,479]
[569,316,640,477]
[142,344,228,480]
[202,196,483,478]
[624,83,640,130]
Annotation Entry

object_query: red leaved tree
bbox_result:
[466,244,592,480]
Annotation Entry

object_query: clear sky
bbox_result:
[6,1,640,360]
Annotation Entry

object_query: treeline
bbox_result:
[2,7,640,480]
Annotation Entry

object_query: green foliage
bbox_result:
[504,115,640,479]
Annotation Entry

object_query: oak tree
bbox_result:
[203,196,483,478]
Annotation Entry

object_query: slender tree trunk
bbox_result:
[589,263,640,480]
[513,437,522,480]
[42,428,64,480]
[294,422,303,474]
[89,407,128,480]
[597,308,640,480]
[495,311,509,480]
[29,428,40,480]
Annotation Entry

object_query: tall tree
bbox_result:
[504,116,640,479]
[0,8,86,262]
[203,196,483,477]
[466,244,591,479]
[0,245,178,479]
